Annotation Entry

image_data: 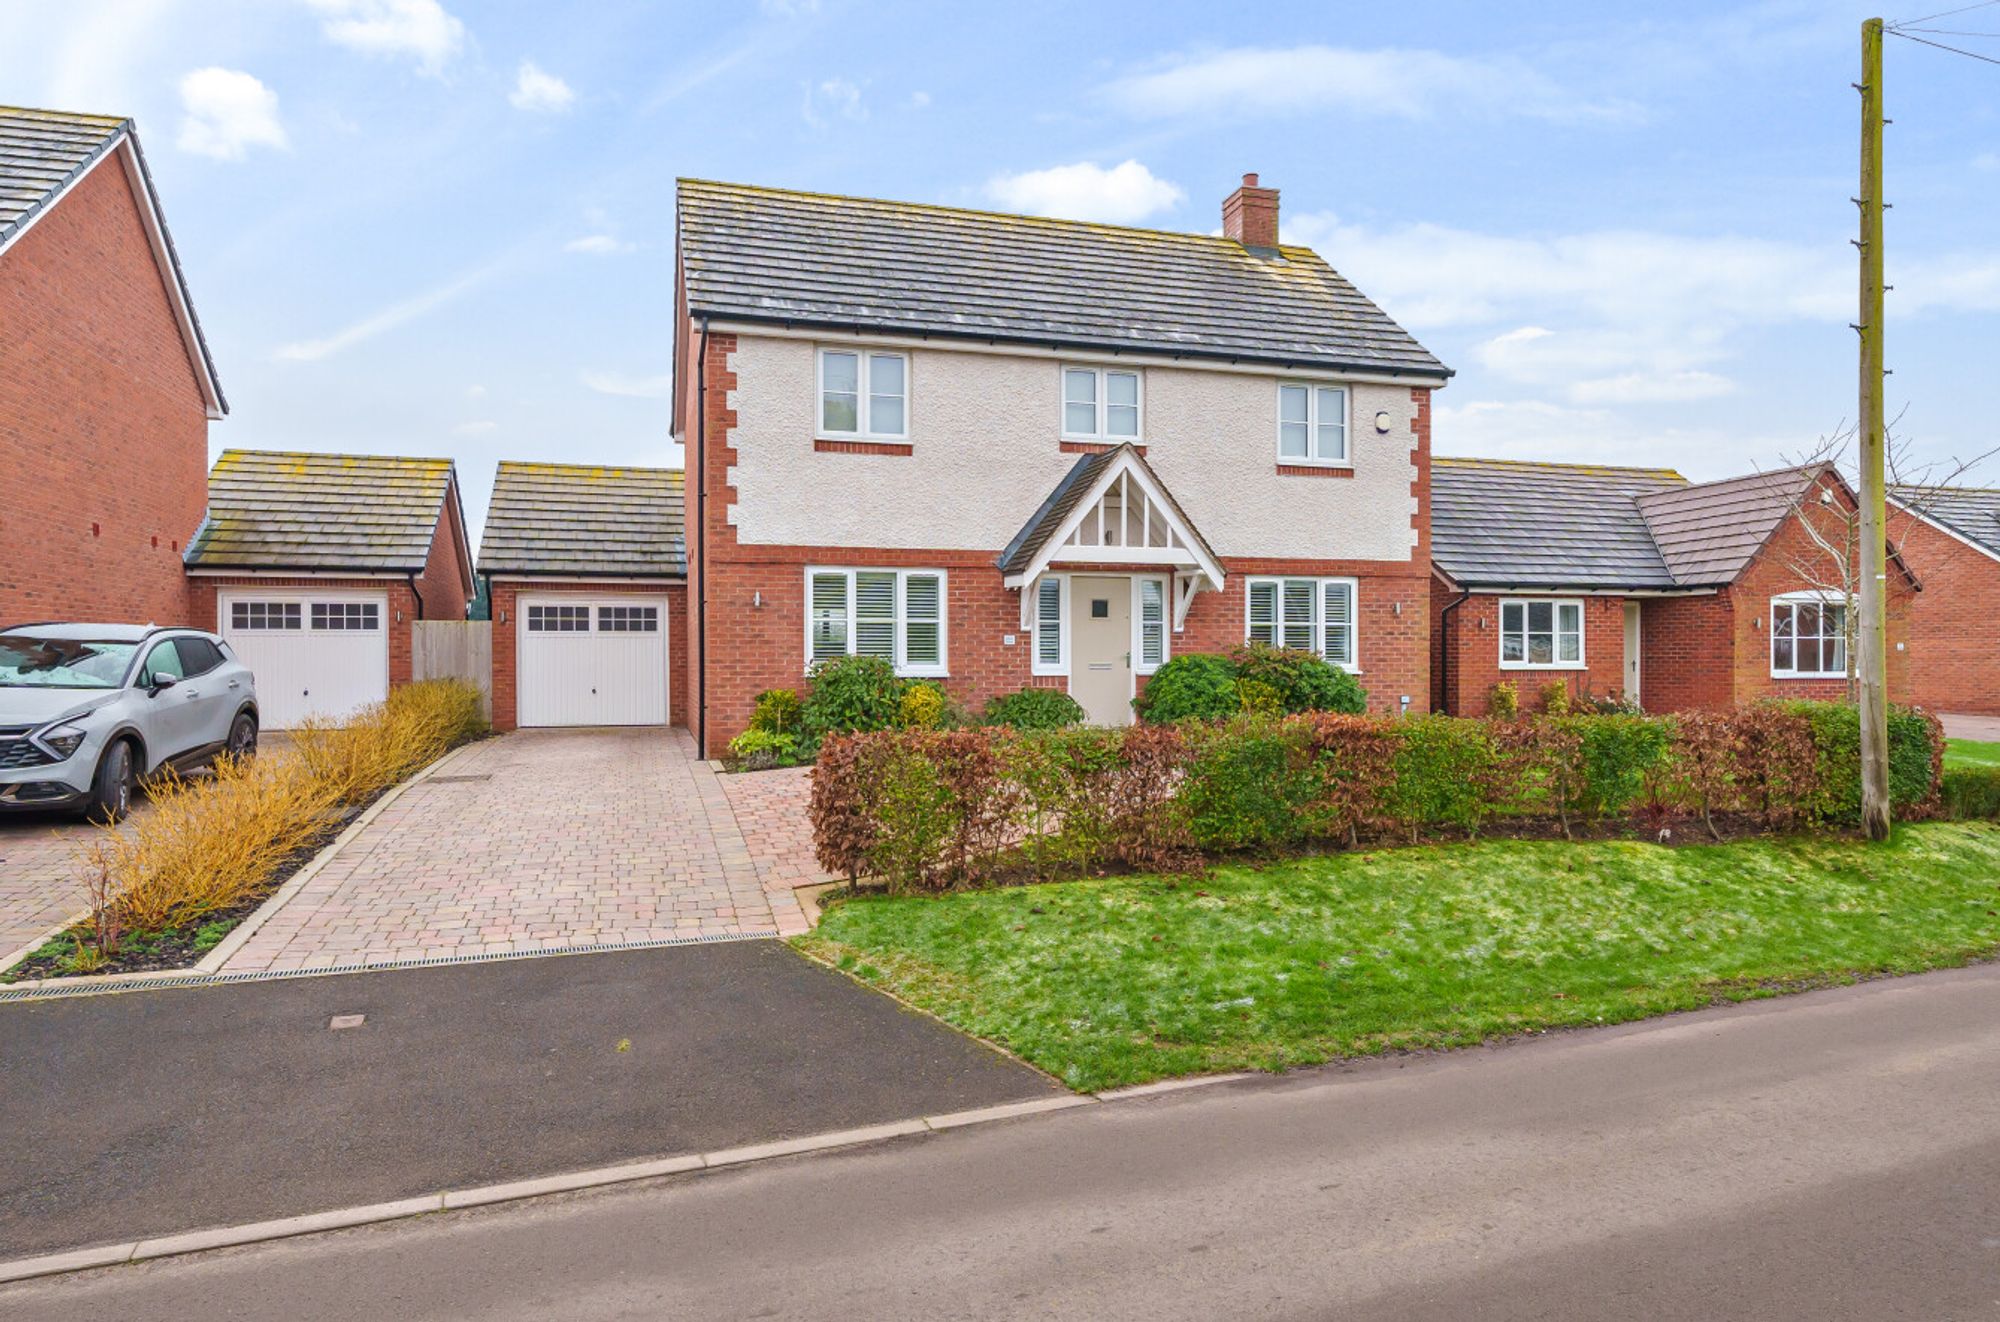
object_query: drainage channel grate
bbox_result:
[0,931,771,1003]
[425,774,493,784]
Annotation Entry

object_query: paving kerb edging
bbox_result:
[0,1075,1238,1285]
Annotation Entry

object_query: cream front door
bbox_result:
[1623,601,1642,706]
[1069,575,1133,727]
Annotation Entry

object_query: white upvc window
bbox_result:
[1062,366,1142,440]
[1135,576,1168,673]
[805,567,946,676]
[1277,382,1349,464]
[1245,577,1357,670]
[1770,593,1848,678]
[1032,576,1068,676]
[1499,598,1585,669]
[819,349,909,440]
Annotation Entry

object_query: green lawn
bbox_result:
[1946,738,2000,769]
[795,823,2000,1091]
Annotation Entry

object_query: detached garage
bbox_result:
[185,450,475,728]
[479,462,686,731]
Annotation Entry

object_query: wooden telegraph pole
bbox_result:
[1857,17,1892,841]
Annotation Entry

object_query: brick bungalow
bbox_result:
[1887,484,2000,715]
[0,107,226,626]
[183,450,474,728]
[669,174,1450,755]
[1431,458,1916,716]
[477,462,688,731]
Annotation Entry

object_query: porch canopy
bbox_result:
[996,443,1225,630]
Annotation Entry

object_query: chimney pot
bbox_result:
[1222,174,1280,248]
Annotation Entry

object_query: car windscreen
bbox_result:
[0,636,139,689]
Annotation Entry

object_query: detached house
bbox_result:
[667,174,1453,755]
[1430,458,1916,716]
[1886,484,2000,715]
[0,107,225,626]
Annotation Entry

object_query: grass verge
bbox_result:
[1946,738,2000,769]
[795,823,2000,1091]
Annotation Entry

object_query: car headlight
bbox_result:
[38,723,88,761]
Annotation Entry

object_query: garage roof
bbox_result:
[186,450,466,575]
[478,462,686,579]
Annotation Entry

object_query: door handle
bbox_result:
[228,679,241,690]
[182,688,200,699]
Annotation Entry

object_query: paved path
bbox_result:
[18,964,2000,1318]
[1941,711,2000,741]
[0,941,1053,1259]
[221,730,817,974]
[0,812,98,957]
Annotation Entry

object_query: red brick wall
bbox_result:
[1433,591,1627,716]
[0,149,209,627]
[489,580,688,731]
[1896,512,2000,714]
[411,486,472,622]
[191,576,417,685]
[1638,593,1733,712]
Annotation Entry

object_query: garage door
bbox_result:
[517,595,669,727]
[220,591,390,730]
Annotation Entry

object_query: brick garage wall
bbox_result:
[1433,591,1626,716]
[1638,593,1733,712]
[191,576,418,686]
[489,580,688,732]
[411,492,473,622]
[1895,513,2000,714]
[0,150,208,626]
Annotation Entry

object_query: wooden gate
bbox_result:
[412,620,493,719]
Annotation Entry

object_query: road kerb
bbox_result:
[127,1196,443,1262]
[704,1118,930,1168]
[923,1095,1095,1130]
[0,1242,137,1286]
[441,1155,706,1210]
[1093,1072,1257,1101]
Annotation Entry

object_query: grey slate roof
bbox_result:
[186,450,460,572]
[1431,458,1688,589]
[678,179,1449,379]
[1635,465,1825,586]
[479,462,686,579]
[0,106,226,413]
[996,444,1220,578]
[1890,484,2000,558]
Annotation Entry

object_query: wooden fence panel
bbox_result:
[412,620,493,719]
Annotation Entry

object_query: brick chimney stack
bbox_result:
[1222,173,1280,248]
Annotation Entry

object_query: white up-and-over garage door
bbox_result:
[218,589,390,730]
[516,595,669,727]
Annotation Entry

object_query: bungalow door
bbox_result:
[1624,602,1642,707]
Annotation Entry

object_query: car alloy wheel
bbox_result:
[228,713,258,760]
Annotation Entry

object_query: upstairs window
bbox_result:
[1278,383,1348,464]
[1500,598,1583,669]
[1771,595,1847,678]
[820,349,908,439]
[1062,367,1141,440]
[1246,577,1356,669]
[807,568,947,676]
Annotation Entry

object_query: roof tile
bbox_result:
[477,462,686,578]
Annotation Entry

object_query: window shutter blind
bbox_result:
[1281,579,1316,651]
[854,572,896,659]
[1139,579,1165,666]
[903,573,941,666]
[1322,581,1353,665]
[1037,579,1063,665]
[1248,581,1278,646]
[810,572,849,663]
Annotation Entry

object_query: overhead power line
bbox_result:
[1887,28,2000,63]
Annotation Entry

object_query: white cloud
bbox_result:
[307,0,465,76]
[582,370,673,398]
[453,419,497,436]
[509,60,574,112]
[276,259,504,362]
[465,384,486,399]
[565,234,635,255]
[1976,152,2000,172]
[176,68,288,161]
[802,77,866,128]
[908,90,931,109]
[760,0,819,14]
[1436,398,1812,479]
[1108,45,1633,123]
[985,160,1185,225]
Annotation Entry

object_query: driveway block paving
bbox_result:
[221,728,816,974]
[0,941,1058,1259]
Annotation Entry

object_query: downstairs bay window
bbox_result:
[1246,577,1357,669]
[807,568,946,676]
[1770,594,1848,678]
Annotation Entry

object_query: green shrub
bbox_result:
[1489,680,1520,720]
[1388,716,1494,838]
[1572,714,1672,820]
[749,688,803,735]
[1777,701,1942,823]
[1234,678,1284,719]
[899,682,946,730]
[1539,680,1571,717]
[802,655,904,743]
[982,687,1085,730]
[729,727,803,771]
[1942,766,2000,820]
[1133,654,1238,725]
[1229,642,1367,715]
[1180,719,1313,852]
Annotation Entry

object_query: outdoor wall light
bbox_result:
[1392,600,1403,616]
[1375,410,1393,433]
[752,591,764,608]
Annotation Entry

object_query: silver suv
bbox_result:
[0,623,260,821]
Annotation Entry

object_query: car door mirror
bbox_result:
[148,673,178,695]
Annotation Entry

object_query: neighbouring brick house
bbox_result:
[183,450,474,728]
[0,107,226,627]
[1885,485,2000,715]
[1431,458,1917,716]
[670,173,1451,755]
[477,462,688,731]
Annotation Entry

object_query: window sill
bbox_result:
[1061,439,1146,455]
[1275,462,1354,478]
[1769,672,1844,681]
[815,437,912,455]
[1498,662,1587,672]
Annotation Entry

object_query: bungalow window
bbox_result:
[1277,383,1348,464]
[1500,598,1584,669]
[1771,595,1847,678]
[807,567,946,676]
[819,349,908,439]
[1062,367,1141,440]
[1246,576,1356,669]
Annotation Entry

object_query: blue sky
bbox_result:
[7,0,1998,540]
